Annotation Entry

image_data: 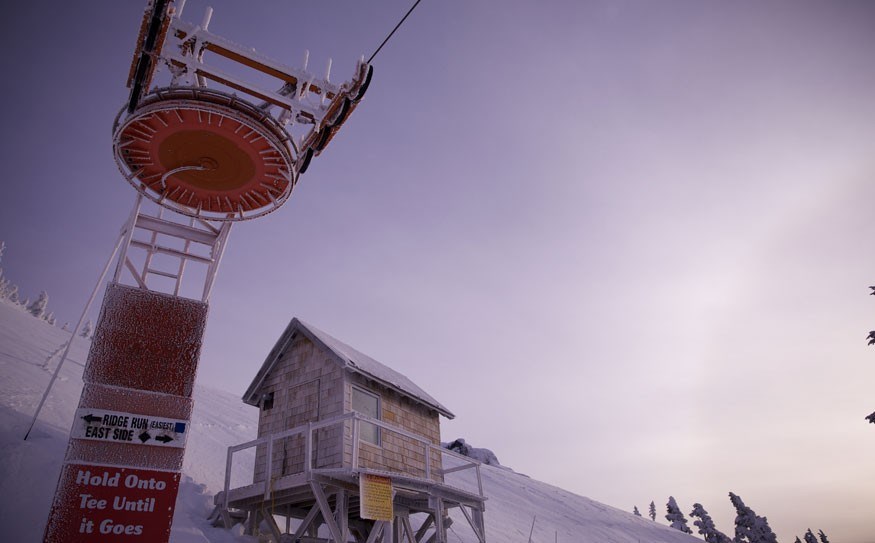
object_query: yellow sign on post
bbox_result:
[359,474,394,521]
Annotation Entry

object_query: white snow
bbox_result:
[443,438,505,468]
[0,300,700,542]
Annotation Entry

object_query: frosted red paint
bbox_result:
[44,464,180,543]
[116,93,292,214]
[45,283,208,543]
[83,283,208,398]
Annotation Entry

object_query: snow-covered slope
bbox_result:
[0,301,700,542]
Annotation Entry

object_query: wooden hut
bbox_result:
[212,318,487,543]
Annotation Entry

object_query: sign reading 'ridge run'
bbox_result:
[72,408,188,448]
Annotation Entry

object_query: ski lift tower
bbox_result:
[43,2,370,542]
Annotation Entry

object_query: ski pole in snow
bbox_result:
[23,228,126,440]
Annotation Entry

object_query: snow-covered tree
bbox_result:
[794,538,802,543]
[868,286,874,425]
[633,506,641,517]
[729,492,778,543]
[45,311,56,326]
[649,501,656,521]
[0,241,5,263]
[444,438,502,466]
[690,503,731,543]
[803,529,819,543]
[28,291,49,319]
[81,320,93,338]
[0,271,10,300]
[817,530,829,543]
[62,322,70,331]
[665,496,692,534]
[7,284,19,303]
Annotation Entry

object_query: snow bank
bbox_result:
[443,437,506,468]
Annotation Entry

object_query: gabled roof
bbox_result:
[243,318,454,419]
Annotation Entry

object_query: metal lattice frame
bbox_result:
[113,195,232,302]
[114,0,373,222]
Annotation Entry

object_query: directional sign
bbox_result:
[73,408,187,449]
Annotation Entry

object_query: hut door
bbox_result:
[281,379,320,475]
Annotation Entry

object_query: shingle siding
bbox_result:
[252,330,445,484]
[254,336,344,482]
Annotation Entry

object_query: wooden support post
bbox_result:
[292,503,322,541]
[311,482,345,542]
[262,509,283,541]
[245,508,259,536]
[430,497,446,543]
[473,507,486,543]
[337,489,349,542]
[401,515,417,542]
[365,521,385,543]
[415,515,434,542]
[459,505,486,543]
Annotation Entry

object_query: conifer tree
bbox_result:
[81,320,93,338]
[633,506,641,517]
[8,285,19,303]
[728,492,778,543]
[649,501,656,521]
[795,538,802,543]
[817,530,829,543]
[868,285,875,424]
[28,291,49,319]
[665,496,693,534]
[803,529,818,543]
[690,503,731,543]
[0,271,9,300]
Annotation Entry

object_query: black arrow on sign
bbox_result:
[81,414,101,424]
[155,435,173,444]
[138,431,152,443]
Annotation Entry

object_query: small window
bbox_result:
[352,386,380,445]
[261,392,274,411]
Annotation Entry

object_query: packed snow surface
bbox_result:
[0,300,699,542]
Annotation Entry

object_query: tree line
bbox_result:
[0,242,92,337]
[633,494,828,543]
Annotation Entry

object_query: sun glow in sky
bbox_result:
[1,1,874,541]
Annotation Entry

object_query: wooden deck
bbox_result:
[211,413,487,542]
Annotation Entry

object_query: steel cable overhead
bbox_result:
[368,0,425,63]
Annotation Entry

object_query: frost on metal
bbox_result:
[84,283,208,398]
[78,383,193,421]
[66,439,186,471]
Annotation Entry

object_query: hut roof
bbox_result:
[242,318,454,419]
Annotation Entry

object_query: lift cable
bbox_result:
[367,0,424,64]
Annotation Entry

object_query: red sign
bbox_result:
[45,283,207,542]
[44,464,180,542]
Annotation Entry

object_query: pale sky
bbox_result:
[1,1,874,541]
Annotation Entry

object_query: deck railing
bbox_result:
[222,412,484,511]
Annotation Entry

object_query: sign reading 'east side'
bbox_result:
[72,408,187,448]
